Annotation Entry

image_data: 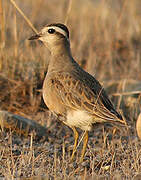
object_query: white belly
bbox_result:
[66,110,93,131]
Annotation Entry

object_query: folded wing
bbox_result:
[51,72,125,125]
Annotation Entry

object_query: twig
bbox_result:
[13,8,18,57]
[112,91,141,96]
[116,0,128,30]
[76,131,86,150]
[0,0,5,48]
[64,0,73,25]
[9,0,38,34]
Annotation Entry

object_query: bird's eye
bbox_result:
[48,28,55,34]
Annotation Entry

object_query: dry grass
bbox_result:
[0,0,141,179]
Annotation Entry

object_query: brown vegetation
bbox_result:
[0,0,141,179]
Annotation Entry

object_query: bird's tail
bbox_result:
[93,104,127,127]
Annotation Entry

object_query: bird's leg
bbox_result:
[80,131,88,163]
[70,127,79,162]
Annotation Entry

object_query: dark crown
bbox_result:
[48,23,69,39]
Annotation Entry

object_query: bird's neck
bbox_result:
[48,40,75,73]
[51,38,71,56]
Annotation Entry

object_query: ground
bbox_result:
[0,0,141,179]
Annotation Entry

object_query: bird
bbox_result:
[28,23,126,162]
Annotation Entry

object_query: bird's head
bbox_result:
[28,23,70,52]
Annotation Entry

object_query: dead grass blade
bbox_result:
[0,0,5,48]
[112,91,141,96]
[64,0,73,25]
[9,0,38,34]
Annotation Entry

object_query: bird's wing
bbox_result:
[51,72,125,124]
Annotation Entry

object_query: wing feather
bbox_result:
[52,72,125,124]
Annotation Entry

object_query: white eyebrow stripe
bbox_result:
[48,26,68,38]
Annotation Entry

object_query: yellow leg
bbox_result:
[80,131,88,163]
[70,127,79,162]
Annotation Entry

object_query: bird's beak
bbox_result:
[28,34,41,40]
